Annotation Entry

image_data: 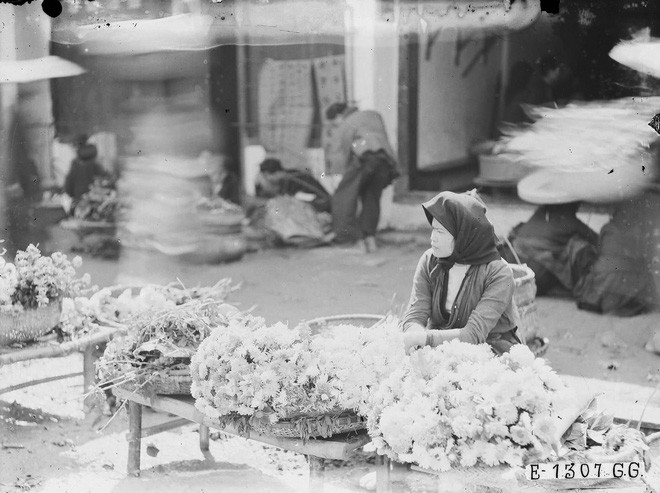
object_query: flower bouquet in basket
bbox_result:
[0,244,90,346]
[364,342,564,476]
[192,315,375,441]
[97,297,239,397]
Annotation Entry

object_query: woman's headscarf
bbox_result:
[422,191,501,265]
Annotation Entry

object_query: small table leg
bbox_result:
[376,454,391,493]
[308,455,325,493]
[127,401,143,477]
[82,345,96,414]
[199,424,210,452]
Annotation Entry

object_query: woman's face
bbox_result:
[430,218,455,258]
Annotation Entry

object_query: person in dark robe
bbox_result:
[505,203,599,296]
[254,158,331,213]
[64,138,107,210]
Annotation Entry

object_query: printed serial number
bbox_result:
[526,462,644,480]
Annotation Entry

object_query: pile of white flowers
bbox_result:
[0,245,89,314]
[365,341,564,472]
[192,315,345,422]
[308,317,405,415]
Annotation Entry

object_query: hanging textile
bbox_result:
[257,58,314,168]
[312,55,346,174]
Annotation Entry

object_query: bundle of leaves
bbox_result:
[97,298,238,390]
[559,398,650,468]
[74,178,121,223]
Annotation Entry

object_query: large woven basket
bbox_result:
[250,411,367,439]
[304,314,384,335]
[509,264,543,347]
[0,302,62,346]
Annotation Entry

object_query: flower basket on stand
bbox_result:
[0,302,62,346]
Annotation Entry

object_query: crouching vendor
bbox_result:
[401,192,521,356]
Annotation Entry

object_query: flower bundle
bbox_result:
[0,245,90,314]
[97,298,237,391]
[191,315,345,425]
[364,341,564,472]
[307,316,405,415]
[59,279,236,339]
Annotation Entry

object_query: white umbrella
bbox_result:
[0,55,86,84]
[609,38,660,79]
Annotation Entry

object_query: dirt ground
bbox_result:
[1,236,660,492]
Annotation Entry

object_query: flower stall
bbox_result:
[96,304,659,491]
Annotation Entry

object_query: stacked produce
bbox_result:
[97,295,239,395]
[496,97,660,173]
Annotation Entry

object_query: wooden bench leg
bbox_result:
[199,424,210,452]
[82,345,96,414]
[127,401,143,477]
[307,455,325,493]
[376,454,391,493]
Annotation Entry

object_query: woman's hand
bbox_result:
[403,331,427,355]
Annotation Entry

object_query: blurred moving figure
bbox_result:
[65,136,108,210]
[255,158,331,213]
[505,202,599,296]
[325,102,399,253]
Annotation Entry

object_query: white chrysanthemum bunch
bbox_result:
[309,316,405,414]
[365,341,564,472]
[2,245,89,313]
[191,315,344,422]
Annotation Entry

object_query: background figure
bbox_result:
[254,158,331,213]
[504,202,599,296]
[536,54,582,107]
[64,136,107,211]
[576,191,660,317]
[500,61,535,125]
[6,112,42,255]
[325,102,399,253]
[207,153,240,205]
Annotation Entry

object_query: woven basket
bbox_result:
[250,411,367,439]
[304,314,384,335]
[0,302,62,346]
[128,368,192,395]
[509,264,542,345]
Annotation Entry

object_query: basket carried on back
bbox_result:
[509,263,548,357]
[0,302,62,346]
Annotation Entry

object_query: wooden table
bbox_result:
[0,326,126,411]
[112,387,371,492]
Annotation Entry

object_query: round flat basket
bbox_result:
[0,302,62,346]
[304,314,385,335]
[251,411,367,439]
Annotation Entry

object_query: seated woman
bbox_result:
[506,202,598,296]
[402,191,521,356]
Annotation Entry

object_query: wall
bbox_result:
[417,29,503,170]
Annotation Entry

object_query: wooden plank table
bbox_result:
[0,325,127,411]
[112,387,371,492]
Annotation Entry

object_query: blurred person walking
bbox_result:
[325,102,399,253]
[64,135,108,211]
